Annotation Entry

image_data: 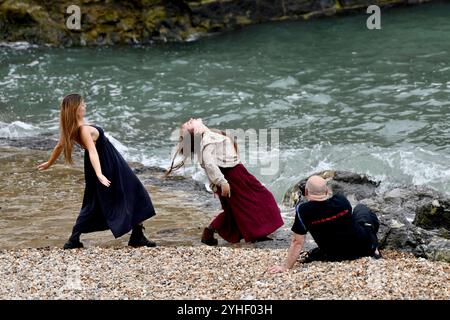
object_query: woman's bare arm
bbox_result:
[37,142,63,170]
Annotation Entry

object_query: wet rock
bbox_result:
[282,170,379,207]
[423,237,450,261]
[131,162,220,210]
[0,0,63,45]
[0,134,59,151]
[283,171,450,262]
[414,198,450,231]
[365,187,450,260]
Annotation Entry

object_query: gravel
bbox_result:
[0,247,448,299]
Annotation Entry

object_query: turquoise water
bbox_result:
[1,3,450,200]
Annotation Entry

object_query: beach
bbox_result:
[0,247,448,299]
[1,1,450,301]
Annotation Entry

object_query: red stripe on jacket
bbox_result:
[310,209,350,225]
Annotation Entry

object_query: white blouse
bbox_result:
[200,130,240,189]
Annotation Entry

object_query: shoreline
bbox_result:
[0,143,228,248]
[0,141,294,249]
[1,135,450,259]
[0,246,448,299]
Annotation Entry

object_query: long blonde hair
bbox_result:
[59,93,83,164]
[164,126,237,178]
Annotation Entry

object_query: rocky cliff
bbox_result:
[0,0,437,46]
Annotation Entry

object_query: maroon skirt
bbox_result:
[210,163,284,243]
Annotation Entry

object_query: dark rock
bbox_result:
[255,0,285,20]
[282,170,379,207]
[0,134,59,151]
[139,172,220,210]
[284,0,335,15]
[414,198,450,231]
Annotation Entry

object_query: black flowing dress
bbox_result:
[72,125,155,238]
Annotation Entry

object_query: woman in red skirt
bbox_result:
[165,118,284,245]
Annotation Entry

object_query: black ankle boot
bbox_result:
[63,232,83,250]
[128,225,156,248]
[201,227,218,246]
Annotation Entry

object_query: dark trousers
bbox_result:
[305,204,380,262]
[352,204,380,256]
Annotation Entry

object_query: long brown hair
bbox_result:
[59,93,83,164]
[164,127,237,178]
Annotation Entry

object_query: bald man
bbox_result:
[268,175,380,273]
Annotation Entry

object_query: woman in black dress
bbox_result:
[38,93,156,249]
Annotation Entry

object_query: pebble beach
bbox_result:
[2,0,450,303]
[0,247,448,300]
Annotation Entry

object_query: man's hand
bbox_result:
[37,161,51,171]
[267,265,287,273]
[221,182,231,198]
[267,234,305,274]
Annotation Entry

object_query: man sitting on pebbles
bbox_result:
[268,175,381,273]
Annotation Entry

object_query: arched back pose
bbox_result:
[38,94,156,249]
[165,118,284,245]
